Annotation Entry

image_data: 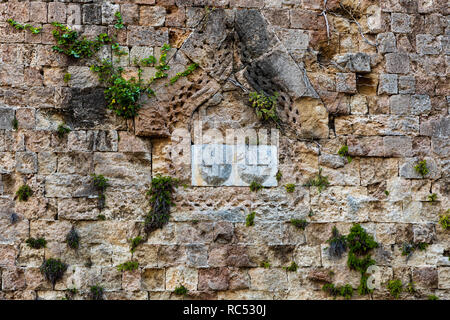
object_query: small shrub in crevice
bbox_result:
[66,227,80,249]
[249,181,263,192]
[414,160,429,177]
[275,170,282,182]
[304,168,329,193]
[246,211,256,227]
[90,285,104,300]
[260,261,271,269]
[117,261,139,272]
[285,184,295,193]
[97,214,106,221]
[322,283,353,300]
[63,73,71,83]
[401,242,429,261]
[248,91,279,126]
[290,219,308,230]
[338,145,352,163]
[91,174,109,210]
[15,184,33,202]
[12,116,18,130]
[63,288,78,300]
[284,261,298,272]
[427,193,437,203]
[327,226,347,259]
[428,295,439,300]
[387,279,403,299]
[439,212,450,230]
[144,175,179,235]
[174,285,188,296]
[56,123,71,138]
[26,237,47,249]
[129,236,144,253]
[346,224,378,296]
[114,11,124,29]
[40,258,68,286]
[406,278,417,294]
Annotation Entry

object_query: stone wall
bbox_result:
[0,0,449,300]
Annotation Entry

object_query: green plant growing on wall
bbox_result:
[327,226,347,259]
[63,287,78,300]
[284,261,298,272]
[384,190,390,196]
[406,279,417,294]
[248,91,279,125]
[40,258,68,286]
[117,261,139,272]
[290,219,308,230]
[285,184,295,193]
[428,295,439,300]
[260,261,271,269]
[387,279,403,299]
[402,242,429,261]
[246,211,256,227]
[439,212,450,230]
[304,168,329,193]
[322,283,354,300]
[249,181,263,192]
[11,116,18,130]
[144,175,179,234]
[275,170,282,182]
[340,284,353,300]
[66,227,80,249]
[7,16,196,121]
[56,123,71,138]
[90,285,104,300]
[97,214,106,221]
[174,285,188,296]
[427,193,437,203]
[26,237,47,249]
[63,73,71,83]
[414,160,429,177]
[169,63,199,85]
[7,19,42,34]
[114,11,124,29]
[15,184,33,202]
[346,224,378,296]
[338,145,352,163]
[91,174,109,210]
[129,236,144,253]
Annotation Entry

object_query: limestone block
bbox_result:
[248,268,288,291]
[399,157,440,179]
[142,268,165,291]
[385,53,410,74]
[165,266,198,291]
[140,6,166,26]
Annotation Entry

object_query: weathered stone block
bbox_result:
[336,73,357,93]
[165,266,198,291]
[410,95,431,115]
[399,157,440,179]
[377,32,397,53]
[140,6,166,26]
[391,13,411,33]
[378,73,398,95]
[101,2,120,25]
[15,152,38,174]
[48,2,66,23]
[142,268,165,291]
[398,75,415,94]
[385,53,410,74]
[0,108,14,130]
[416,34,442,55]
[127,26,169,46]
[82,4,102,25]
